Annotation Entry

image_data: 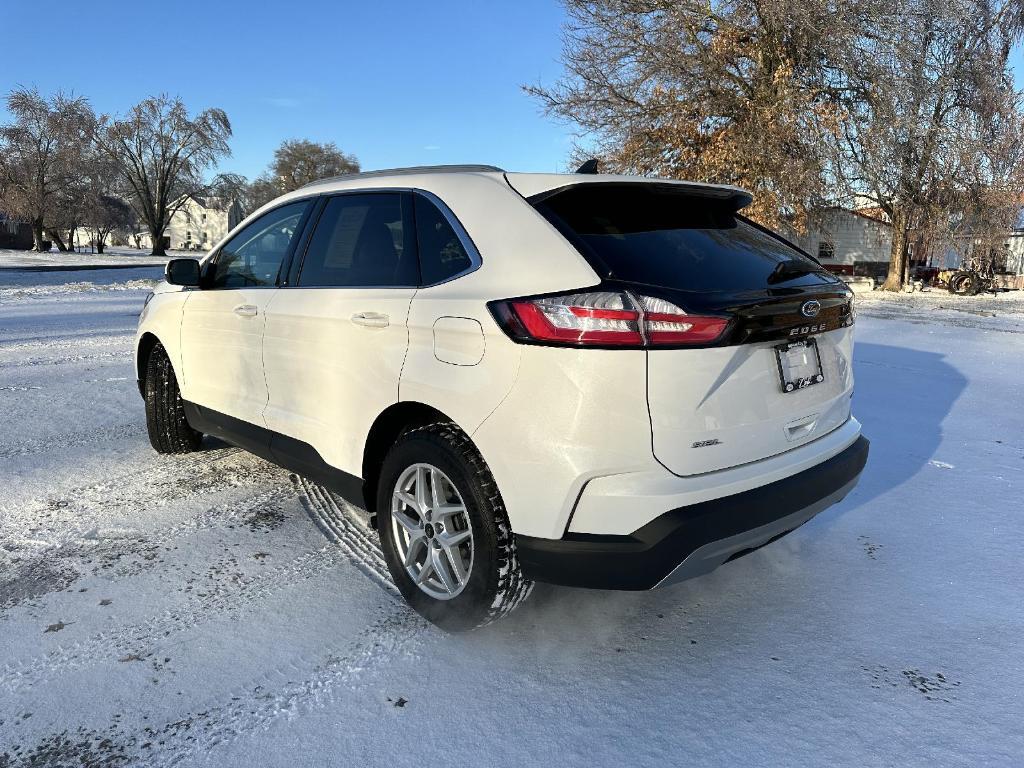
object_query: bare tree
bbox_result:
[85,194,134,253]
[0,87,94,251]
[93,95,232,256]
[270,138,359,189]
[245,175,282,213]
[206,172,254,214]
[825,0,1024,290]
[526,0,877,229]
[245,139,360,212]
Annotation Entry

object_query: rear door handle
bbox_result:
[233,304,258,318]
[351,311,389,328]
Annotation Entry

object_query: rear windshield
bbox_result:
[531,184,832,293]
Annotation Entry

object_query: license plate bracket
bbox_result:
[774,338,824,393]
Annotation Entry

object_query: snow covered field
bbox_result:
[1,269,1022,767]
[0,247,184,270]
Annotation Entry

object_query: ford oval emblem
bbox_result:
[801,300,821,318]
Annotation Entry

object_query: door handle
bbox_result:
[233,304,258,318]
[351,311,389,328]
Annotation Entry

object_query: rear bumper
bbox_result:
[515,435,869,590]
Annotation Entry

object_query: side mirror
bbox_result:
[166,258,202,287]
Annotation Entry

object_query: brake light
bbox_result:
[638,295,729,345]
[492,291,728,348]
[510,292,642,346]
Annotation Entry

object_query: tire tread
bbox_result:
[391,421,533,629]
[144,344,202,454]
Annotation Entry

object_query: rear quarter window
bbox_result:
[531,184,833,293]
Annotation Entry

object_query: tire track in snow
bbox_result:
[0,544,350,694]
[141,609,428,767]
[0,421,144,459]
[0,480,295,614]
[294,475,397,597]
[0,447,270,547]
[1,474,401,693]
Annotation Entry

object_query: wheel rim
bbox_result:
[390,463,474,600]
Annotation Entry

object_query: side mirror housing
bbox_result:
[166,258,202,287]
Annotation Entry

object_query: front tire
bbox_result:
[377,423,533,631]
[143,343,203,454]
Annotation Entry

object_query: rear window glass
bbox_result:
[532,184,831,293]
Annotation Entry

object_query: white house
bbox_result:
[791,207,893,277]
[792,206,1024,282]
[136,195,244,252]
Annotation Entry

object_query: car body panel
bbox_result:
[646,326,855,476]
[261,287,416,476]
[177,287,277,426]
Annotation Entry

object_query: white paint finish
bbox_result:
[178,287,277,425]
[471,345,653,539]
[568,417,863,535]
[647,327,854,476]
[260,287,415,475]
[400,284,521,440]
[134,285,188,383]
[432,316,485,366]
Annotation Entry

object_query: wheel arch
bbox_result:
[136,331,162,396]
[362,401,466,513]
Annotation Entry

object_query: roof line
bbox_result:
[299,164,505,189]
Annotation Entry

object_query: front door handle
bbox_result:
[351,311,390,328]
[233,304,258,318]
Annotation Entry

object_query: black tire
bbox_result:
[143,343,203,454]
[949,272,977,295]
[376,422,533,631]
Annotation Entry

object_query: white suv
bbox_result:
[136,165,869,630]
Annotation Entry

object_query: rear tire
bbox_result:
[377,422,533,631]
[143,343,202,454]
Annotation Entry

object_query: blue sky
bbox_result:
[2,0,574,178]
[3,1,1023,181]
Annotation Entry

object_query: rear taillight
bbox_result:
[491,290,729,348]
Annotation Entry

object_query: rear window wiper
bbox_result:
[767,260,819,284]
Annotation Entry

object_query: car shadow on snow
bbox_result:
[805,340,967,524]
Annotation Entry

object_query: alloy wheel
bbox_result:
[390,463,474,600]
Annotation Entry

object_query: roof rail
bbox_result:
[299,164,506,189]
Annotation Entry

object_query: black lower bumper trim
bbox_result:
[515,435,869,590]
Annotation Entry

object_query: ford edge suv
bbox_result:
[136,165,869,630]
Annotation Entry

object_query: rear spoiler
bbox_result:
[522,180,753,212]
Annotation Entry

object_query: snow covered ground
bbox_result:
[856,286,1024,334]
[0,247,186,270]
[1,269,1022,767]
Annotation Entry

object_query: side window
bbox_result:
[209,201,310,289]
[298,193,418,287]
[414,194,473,285]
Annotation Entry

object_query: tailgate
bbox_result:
[648,326,855,476]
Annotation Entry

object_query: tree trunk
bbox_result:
[46,228,69,252]
[31,219,46,252]
[67,227,76,252]
[149,226,167,256]
[881,209,910,291]
[96,239,106,254]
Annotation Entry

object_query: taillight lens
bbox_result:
[638,295,730,345]
[492,291,728,348]
[510,292,642,346]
